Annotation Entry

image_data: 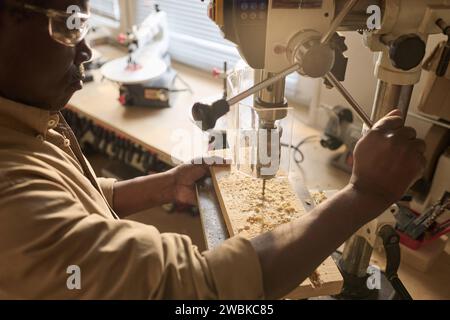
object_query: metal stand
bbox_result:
[334,225,412,300]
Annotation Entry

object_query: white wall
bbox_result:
[316,32,446,138]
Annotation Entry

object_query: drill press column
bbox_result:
[371,81,414,123]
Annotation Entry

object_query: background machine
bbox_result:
[101,6,177,108]
[193,0,450,299]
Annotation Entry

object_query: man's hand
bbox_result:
[171,156,229,206]
[171,163,209,206]
[113,156,229,218]
[350,109,426,211]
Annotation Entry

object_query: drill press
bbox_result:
[193,0,450,298]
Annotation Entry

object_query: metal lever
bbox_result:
[321,0,360,45]
[228,64,300,106]
[379,225,413,300]
[436,19,450,77]
[324,72,374,128]
[319,0,374,128]
[192,63,300,131]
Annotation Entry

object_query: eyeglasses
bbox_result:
[9,2,91,47]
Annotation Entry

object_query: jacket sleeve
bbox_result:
[0,177,264,300]
[96,177,117,207]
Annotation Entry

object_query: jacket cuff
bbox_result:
[204,236,265,300]
[97,177,117,207]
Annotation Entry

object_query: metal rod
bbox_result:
[321,0,360,45]
[397,85,414,119]
[409,112,450,130]
[324,72,373,127]
[436,18,450,35]
[227,63,300,106]
[371,80,414,124]
[223,61,228,99]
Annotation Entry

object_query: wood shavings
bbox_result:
[309,270,324,288]
[211,166,343,298]
[218,168,305,239]
[311,191,328,205]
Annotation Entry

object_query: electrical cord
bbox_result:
[281,135,320,166]
[173,73,194,94]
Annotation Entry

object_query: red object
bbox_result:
[398,227,450,250]
[346,152,354,168]
[208,3,215,21]
[125,63,143,72]
[212,68,222,78]
[118,95,127,105]
[117,33,128,44]
[398,231,426,250]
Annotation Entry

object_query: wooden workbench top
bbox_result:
[69,45,223,165]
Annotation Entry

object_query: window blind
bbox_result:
[135,0,241,72]
[149,0,310,105]
[90,0,121,21]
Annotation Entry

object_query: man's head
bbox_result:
[0,0,92,111]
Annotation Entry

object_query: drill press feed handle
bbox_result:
[192,99,230,131]
[192,63,301,131]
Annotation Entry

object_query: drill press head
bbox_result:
[205,0,354,178]
[205,0,450,178]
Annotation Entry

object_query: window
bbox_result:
[133,0,241,72]
[90,0,121,21]
[112,0,313,107]
[151,0,313,105]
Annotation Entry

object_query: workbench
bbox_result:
[68,44,450,300]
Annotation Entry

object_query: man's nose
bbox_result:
[75,40,93,65]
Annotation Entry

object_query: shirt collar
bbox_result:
[0,95,60,138]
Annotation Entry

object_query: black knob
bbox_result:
[334,106,353,123]
[389,34,426,71]
[192,99,230,131]
[320,136,343,151]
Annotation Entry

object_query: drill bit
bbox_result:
[262,179,266,198]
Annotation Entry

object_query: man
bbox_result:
[0,0,426,299]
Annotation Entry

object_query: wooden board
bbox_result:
[210,165,343,299]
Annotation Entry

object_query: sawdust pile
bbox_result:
[311,191,327,205]
[219,168,306,239]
